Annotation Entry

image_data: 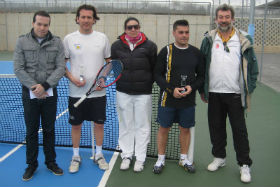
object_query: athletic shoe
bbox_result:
[179,159,196,173]
[47,162,64,175]
[134,160,144,172]
[95,153,109,170]
[240,165,251,183]
[207,158,226,171]
[120,157,131,170]
[22,164,38,181]
[153,161,165,174]
[69,156,81,173]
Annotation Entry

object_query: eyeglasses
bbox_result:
[223,42,230,53]
[126,25,140,30]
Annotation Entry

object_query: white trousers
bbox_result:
[116,91,152,162]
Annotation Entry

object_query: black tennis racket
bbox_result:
[74,59,123,108]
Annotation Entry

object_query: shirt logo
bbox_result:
[74,44,81,50]
[216,43,219,49]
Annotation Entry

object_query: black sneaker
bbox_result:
[47,162,64,175]
[22,164,37,181]
[153,163,164,174]
[179,159,196,173]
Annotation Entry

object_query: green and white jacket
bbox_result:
[200,27,259,109]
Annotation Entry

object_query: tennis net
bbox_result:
[0,74,181,159]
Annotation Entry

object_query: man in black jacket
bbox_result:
[111,17,157,172]
[153,20,204,174]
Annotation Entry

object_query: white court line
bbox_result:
[56,108,68,120]
[98,151,119,187]
[0,108,69,163]
[0,143,24,162]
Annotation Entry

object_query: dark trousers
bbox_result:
[22,88,57,166]
[208,92,252,166]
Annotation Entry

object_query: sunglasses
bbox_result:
[223,42,230,53]
[126,25,140,30]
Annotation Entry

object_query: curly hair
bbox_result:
[75,4,100,24]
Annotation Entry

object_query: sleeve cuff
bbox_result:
[41,82,50,90]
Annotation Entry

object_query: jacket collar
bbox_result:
[118,32,147,48]
[206,27,253,53]
[31,28,53,45]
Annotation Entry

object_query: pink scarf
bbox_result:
[125,32,142,44]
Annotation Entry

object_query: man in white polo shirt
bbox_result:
[64,4,111,173]
[200,4,258,183]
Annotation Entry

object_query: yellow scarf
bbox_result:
[218,28,235,43]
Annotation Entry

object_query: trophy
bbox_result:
[180,75,187,93]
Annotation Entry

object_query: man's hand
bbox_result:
[72,77,86,87]
[31,84,45,98]
[95,78,105,91]
[174,85,192,98]
[173,87,185,98]
[37,92,49,99]
[181,85,192,97]
[200,93,208,103]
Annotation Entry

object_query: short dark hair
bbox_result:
[33,11,51,24]
[124,17,140,30]
[75,4,100,24]
[173,19,189,31]
[215,4,235,19]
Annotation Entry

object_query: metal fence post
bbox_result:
[259,0,268,82]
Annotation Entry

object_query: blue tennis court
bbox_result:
[0,143,114,187]
[0,61,117,187]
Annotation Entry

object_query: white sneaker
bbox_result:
[69,156,81,173]
[207,157,226,171]
[240,165,251,183]
[95,154,109,170]
[133,160,144,172]
[120,157,131,170]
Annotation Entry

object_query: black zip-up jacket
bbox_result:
[111,33,157,95]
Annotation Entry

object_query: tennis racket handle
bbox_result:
[74,95,87,108]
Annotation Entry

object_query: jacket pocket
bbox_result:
[23,49,36,62]
[46,47,58,62]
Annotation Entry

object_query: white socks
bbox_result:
[180,154,187,160]
[180,154,192,165]
[156,154,192,167]
[155,154,165,166]
[73,147,79,157]
[96,145,102,156]
[74,146,103,157]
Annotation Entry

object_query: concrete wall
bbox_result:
[0,13,210,51]
[1,13,279,53]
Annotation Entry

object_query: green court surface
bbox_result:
[106,82,280,187]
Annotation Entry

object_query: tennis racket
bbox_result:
[74,59,123,108]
